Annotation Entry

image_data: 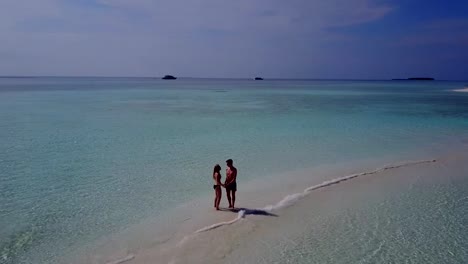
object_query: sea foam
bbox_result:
[261,159,436,212]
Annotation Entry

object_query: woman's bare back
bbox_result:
[213,172,222,185]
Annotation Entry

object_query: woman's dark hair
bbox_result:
[213,164,221,176]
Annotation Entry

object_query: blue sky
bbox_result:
[0,0,467,79]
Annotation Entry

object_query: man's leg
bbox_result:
[232,191,236,208]
[226,190,232,208]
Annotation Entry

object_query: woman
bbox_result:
[212,164,223,210]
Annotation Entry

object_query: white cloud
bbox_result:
[94,0,394,33]
[0,0,395,77]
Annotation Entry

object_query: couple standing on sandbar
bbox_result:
[212,159,237,210]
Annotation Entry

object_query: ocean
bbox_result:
[1,78,467,263]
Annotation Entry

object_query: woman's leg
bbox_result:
[214,188,217,208]
[215,187,221,210]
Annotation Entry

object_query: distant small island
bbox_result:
[0,76,37,78]
[392,77,434,81]
[162,75,177,80]
[254,77,264,80]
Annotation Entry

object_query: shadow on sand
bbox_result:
[219,207,278,217]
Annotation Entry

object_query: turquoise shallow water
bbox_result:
[1,78,468,263]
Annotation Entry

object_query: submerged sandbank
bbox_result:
[67,142,468,264]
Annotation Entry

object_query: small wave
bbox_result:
[105,254,135,264]
[453,87,468,92]
[262,159,436,212]
[174,211,246,250]
[195,210,246,233]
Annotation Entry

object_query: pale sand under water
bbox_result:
[222,152,468,264]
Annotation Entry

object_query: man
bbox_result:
[224,159,237,208]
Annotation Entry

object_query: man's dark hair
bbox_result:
[226,159,233,165]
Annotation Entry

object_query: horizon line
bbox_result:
[0,76,466,82]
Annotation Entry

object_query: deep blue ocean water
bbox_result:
[1,78,467,263]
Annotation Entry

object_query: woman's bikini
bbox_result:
[213,172,221,189]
